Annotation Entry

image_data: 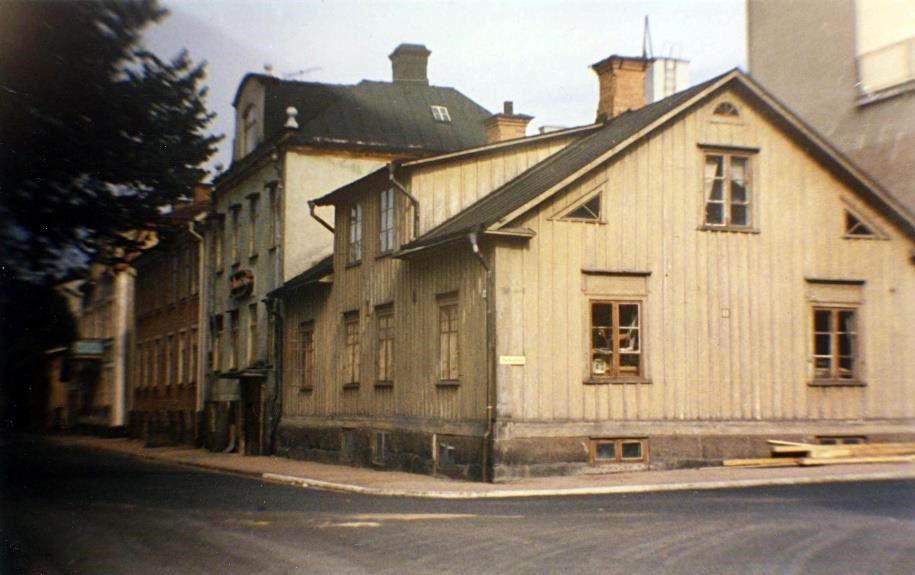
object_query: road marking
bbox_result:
[327,521,381,528]
[346,513,476,522]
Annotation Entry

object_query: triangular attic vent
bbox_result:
[562,194,601,221]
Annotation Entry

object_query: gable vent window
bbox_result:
[713,101,740,117]
[565,195,601,221]
[431,105,451,123]
[845,211,875,238]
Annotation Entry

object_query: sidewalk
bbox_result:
[45,435,915,499]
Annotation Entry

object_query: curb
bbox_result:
[261,468,915,499]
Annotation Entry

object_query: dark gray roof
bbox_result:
[266,254,334,298]
[247,74,492,156]
[401,71,730,251]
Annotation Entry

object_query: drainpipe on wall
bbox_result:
[187,219,207,436]
[308,200,335,233]
[264,294,284,454]
[468,230,495,482]
[388,163,420,240]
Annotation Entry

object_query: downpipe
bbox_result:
[469,230,496,482]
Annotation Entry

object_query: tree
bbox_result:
[0,0,220,280]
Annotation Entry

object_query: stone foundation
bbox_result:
[276,423,484,480]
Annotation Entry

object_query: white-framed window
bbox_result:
[230,206,241,265]
[703,152,752,229]
[348,203,363,264]
[248,195,259,257]
[431,105,451,123]
[379,188,395,253]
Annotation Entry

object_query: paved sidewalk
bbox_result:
[44,435,915,499]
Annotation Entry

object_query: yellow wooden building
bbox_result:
[272,66,915,480]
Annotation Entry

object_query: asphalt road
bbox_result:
[2,437,914,575]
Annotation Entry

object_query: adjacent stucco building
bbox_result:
[747,0,915,214]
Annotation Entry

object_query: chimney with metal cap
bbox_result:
[484,101,533,143]
[389,43,431,85]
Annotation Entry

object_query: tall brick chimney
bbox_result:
[484,101,533,143]
[389,43,431,85]
[591,55,651,122]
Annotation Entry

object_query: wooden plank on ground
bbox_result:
[798,454,915,466]
[723,458,800,468]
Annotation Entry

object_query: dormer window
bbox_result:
[431,105,451,123]
[242,105,258,156]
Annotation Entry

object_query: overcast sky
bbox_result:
[144,0,746,173]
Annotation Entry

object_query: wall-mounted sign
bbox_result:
[230,269,254,299]
[499,355,526,366]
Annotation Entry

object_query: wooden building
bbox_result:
[273,63,915,480]
[203,44,491,455]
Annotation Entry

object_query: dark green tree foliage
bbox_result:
[0,0,220,279]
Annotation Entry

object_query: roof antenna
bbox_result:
[642,15,654,60]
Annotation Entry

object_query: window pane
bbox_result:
[595,442,615,461]
[705,155,724,179]
[814,310,831,332]
[838,356,854,378]
[815,334,831,355]
[839,332,854,356]
[838,311,855,333]
[592,303,612,328]
[592,353,612,375]
[730,156,747,180]
[731,180,747,203]
[707,179,724,201]
[619,353,640,374]
[706,203,724,224]
[621,441,642,459]
[731,204,748,226]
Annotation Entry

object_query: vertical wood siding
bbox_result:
[495,89,915,424]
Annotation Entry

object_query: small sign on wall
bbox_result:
[499,355,526,366]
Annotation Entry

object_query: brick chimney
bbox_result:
[484,101,533,143]
[591,55,651,122]
[389,43,431,85]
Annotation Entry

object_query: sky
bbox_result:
[144,0,746,174]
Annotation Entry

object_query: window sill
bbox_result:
[374,381,393,389]
[215,267,224,276]
[298,386,314,394]
[697,225,760,234]
[345,260,361,269]
[808,379,866,387]
[268,245,277,253]
[436,379,460,388]
[248,253,258,261]
[584,377,652,385]
[342,382,360,390]
[231,262,241,270]
[376,251,393,260]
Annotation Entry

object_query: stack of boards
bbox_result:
[723,440,915,468]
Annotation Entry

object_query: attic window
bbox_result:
[845,211,875,237]
[563,194,602,221]
[713,102,740,117]
[431,105,451,123]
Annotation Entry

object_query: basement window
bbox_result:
[817,436,867,445]
[431,105,451,123]
[590,438,647,464]
[372,431,389,464]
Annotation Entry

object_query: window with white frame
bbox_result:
[431,105,451,123]
[242,104,258,156]
[703,152,751,229]
[348,203,363,264]
[248,195,259,257]
[379,188,395,253]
